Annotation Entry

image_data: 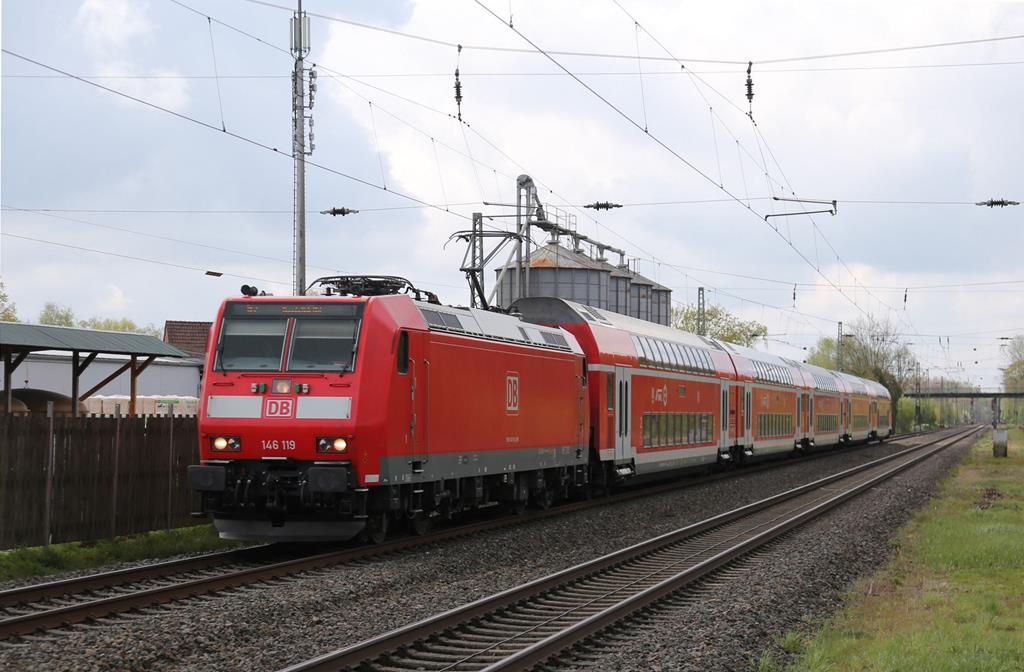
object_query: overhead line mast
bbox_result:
[291,1,315,295]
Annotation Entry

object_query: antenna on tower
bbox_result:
[291,1,313,295]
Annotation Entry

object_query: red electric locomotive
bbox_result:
[188,277,589,541]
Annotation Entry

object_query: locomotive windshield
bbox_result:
[216,318,287,370]
[286,318,359,371]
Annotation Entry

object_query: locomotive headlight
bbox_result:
[316,437,348,453]
[211,436,241,451]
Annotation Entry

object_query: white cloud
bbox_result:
[94,283,129,312]
[76,0,153,56]
[74,0,190,109]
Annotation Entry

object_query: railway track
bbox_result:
[0,429,942,641]
[278,425,983,672]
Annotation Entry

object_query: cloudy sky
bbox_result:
[2,0,1022,386]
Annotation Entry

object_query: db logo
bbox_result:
[506,373,520,414]
[263,398,294,418]
[651,383,669,407]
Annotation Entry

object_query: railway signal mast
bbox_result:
[291,1,315,295]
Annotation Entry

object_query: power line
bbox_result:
[5,204,481,214]
[160,0,535,228]
[1,48,473,223]
[471,2,872,321]
[2,208,472,292]
[8,60,1024,79]
[167,0,291,57]
[236,0,1024,66]
[2,232,291,286]
[0,16,856,333]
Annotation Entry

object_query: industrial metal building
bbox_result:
[496,242,672,326]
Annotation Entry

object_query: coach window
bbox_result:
[682,347,695,371]
[396,331,409,374]
[659,341,674,368]
[666,343,680,369]
[638,337,654,364]
[675,344,686,370]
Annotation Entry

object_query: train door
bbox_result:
[743,382,753,448]
[844,397,852,439]
[408,331,429,472]
[613,366,633,462]
[729,383,742,445]
[809,395,815,443]
[797,394,805,440]
[798,393,806,436]
[720,385,729,449]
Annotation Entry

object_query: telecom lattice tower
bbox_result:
[291,2,316,295]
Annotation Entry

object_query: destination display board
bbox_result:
[225,301,363,317]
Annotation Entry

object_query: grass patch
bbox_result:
[789,428,1024,671]
[0,524,244,583]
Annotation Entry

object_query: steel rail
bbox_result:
[0,429,937,640]
[0,544,272,609]
[484,425,984,671]
[278,426,981,672]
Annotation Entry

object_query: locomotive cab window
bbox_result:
[287,318,360,371]
[216,318,287,371]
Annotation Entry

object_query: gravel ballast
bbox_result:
[0,434,970,672]
[557,434,976,672]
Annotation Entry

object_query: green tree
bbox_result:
[806,337,836,369]
[38,302,76,326]
[78,317,161,337]
[0,278,16,321]
[805,316,917,411]
[671,304,768,347]
[1001,335,1024,424]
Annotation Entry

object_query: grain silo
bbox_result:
[495,242,611,310]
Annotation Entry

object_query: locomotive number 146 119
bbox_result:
[261,439,297,451]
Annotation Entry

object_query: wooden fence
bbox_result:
[0,414,200,549]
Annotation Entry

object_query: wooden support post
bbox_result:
[3,350,11,415]
[71,351,80,417]
[111,403,121,538]
[70,351,97,417]
[3,350,29,414]
[44,401,55,546]
[128,355,156,416]
[129,355,138,416]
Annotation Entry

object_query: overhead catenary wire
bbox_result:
[0,9,880,336]
[1,232,292,286]
[194,3,967,336]
[603,0,875,320]
[2,204,482,214]
[0,49,473,223]
[167,0,291,57]
[206,17,227,131]
[1,208,471,292]
[8,60,1024,79]
[235,0,1024,66]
